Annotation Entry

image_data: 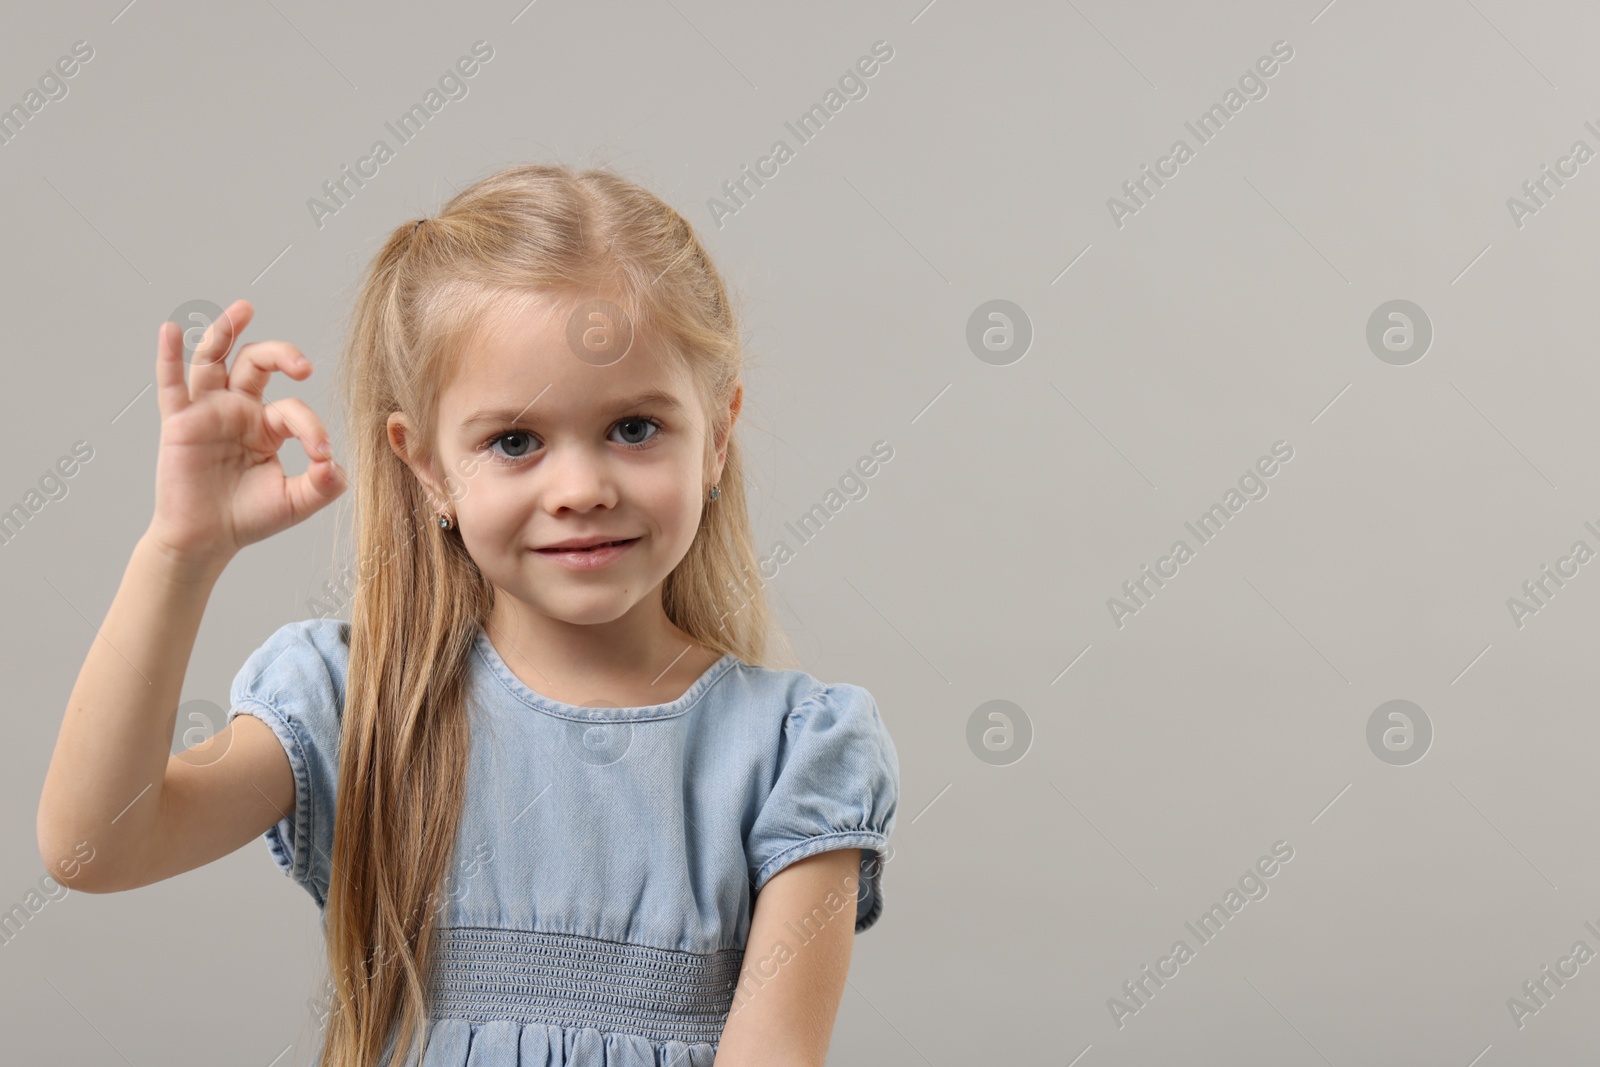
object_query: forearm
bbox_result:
[36,532,228,890]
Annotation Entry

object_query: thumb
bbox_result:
[262,396,347,521]
[289,452,347,517]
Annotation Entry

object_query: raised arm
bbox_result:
[36,300,346,893]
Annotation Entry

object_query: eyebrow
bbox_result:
[459,388,687,431]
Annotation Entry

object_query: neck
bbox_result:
[483,589,705,696]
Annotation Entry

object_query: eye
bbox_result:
[484,430,538,465]
[479,417,663,466]
[612,416,663,450]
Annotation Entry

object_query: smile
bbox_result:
[533,537,639,568]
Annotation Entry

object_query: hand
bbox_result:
[146,299,346,569]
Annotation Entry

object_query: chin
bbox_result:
[538,595,644,627]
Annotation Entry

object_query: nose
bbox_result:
[539,443,619,513]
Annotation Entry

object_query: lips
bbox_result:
[536,537,639,553]
[533,536,640,569]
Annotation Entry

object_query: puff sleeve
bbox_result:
[746,682,900,933]
[225,618,350,909]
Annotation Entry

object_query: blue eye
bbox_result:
[612,416,662,450]
[486,431,536,464]
[480,417,663,465]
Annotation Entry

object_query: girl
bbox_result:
[37,163,900,1067]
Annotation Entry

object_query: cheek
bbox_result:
[634,482,701,541]
[459,479,527,540]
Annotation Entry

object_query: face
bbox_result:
[388,296,739,632]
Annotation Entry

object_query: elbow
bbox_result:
[36,826,109,894]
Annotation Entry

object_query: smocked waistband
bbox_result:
[427,927,744,1045]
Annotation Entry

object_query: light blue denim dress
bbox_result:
[226,618,900,1066]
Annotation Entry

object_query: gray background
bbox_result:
[4,0,1597,1063]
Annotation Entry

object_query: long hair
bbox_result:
[321,162,793,1066]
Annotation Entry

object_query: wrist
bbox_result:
[135,529,232,588]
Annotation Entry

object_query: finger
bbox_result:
[155,320,191,420]
[260,396,335,464]
[262,398,347,519]
[190,299,255,400]
[228,340,311,399]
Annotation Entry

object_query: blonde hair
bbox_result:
[320,162,794,1066]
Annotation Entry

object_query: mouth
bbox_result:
[535,537,639,554]
[533,537,641,567]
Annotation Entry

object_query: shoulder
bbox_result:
[225,618,351,907]
[739,669,900,929]
[712,660,884,729]
[229,617,352,720]
[774,677,897,789]
[706,662,898,775]
[740,664,892,744]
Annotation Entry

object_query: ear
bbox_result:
[386,411,453,514]
[711,380,743,484]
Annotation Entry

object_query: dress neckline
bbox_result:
[471,627,740,722]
